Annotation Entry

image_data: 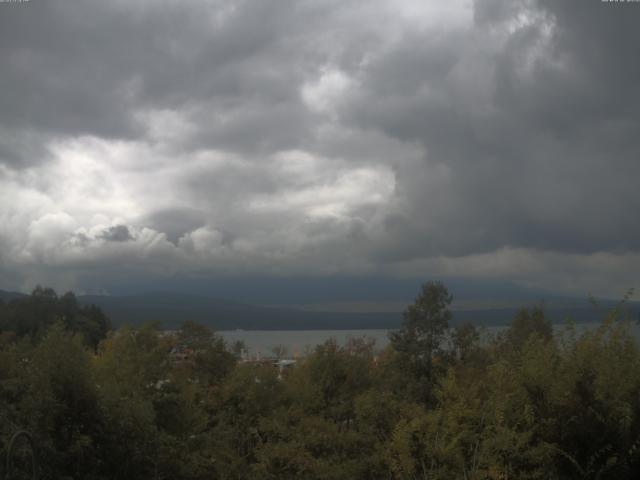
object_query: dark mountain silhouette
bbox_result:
[77,291,639,330]
[2,288,637,331]
[77,292,400,330]
[0,289,27,302]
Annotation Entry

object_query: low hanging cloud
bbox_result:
[0,0,639,297]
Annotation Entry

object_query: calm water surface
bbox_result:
[220,322,640,357]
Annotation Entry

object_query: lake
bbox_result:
[219,329,391,358]
[220,321,640,358]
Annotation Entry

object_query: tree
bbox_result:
[451,322,480,362]
[0,287,110,349]
[176,320,236,385]
[389,281,453,402]
[21,323,105,479]
[504,305,552,351]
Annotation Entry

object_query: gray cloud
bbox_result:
[98,225,133,242]
[144,208,207,244]
[0,0,639,297]
[343,0,640,258]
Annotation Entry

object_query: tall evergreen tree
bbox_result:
[389,281,453,402]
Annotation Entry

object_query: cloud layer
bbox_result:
[1,0,639,297]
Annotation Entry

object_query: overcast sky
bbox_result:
[1,0,639,299]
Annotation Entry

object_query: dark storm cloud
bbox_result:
[1,0,639,296]
[0,2,142,152]
[0,128,52,167]
[0,0,312,166]
[343,0,640,258]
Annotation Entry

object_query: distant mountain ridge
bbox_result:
[2,288,638,331]
[77,292,401,330]
[77,291,639,331]
[0,289,27,302]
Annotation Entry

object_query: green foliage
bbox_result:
[1,283,640,479]
[0,287,110,349]
[451,322,481,362]
[503,305,553,351]
[389,281,453,403]
[176,320,237,385]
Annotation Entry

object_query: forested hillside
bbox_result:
[1,283,639,479]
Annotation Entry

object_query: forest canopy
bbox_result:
[0,283,639,479]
